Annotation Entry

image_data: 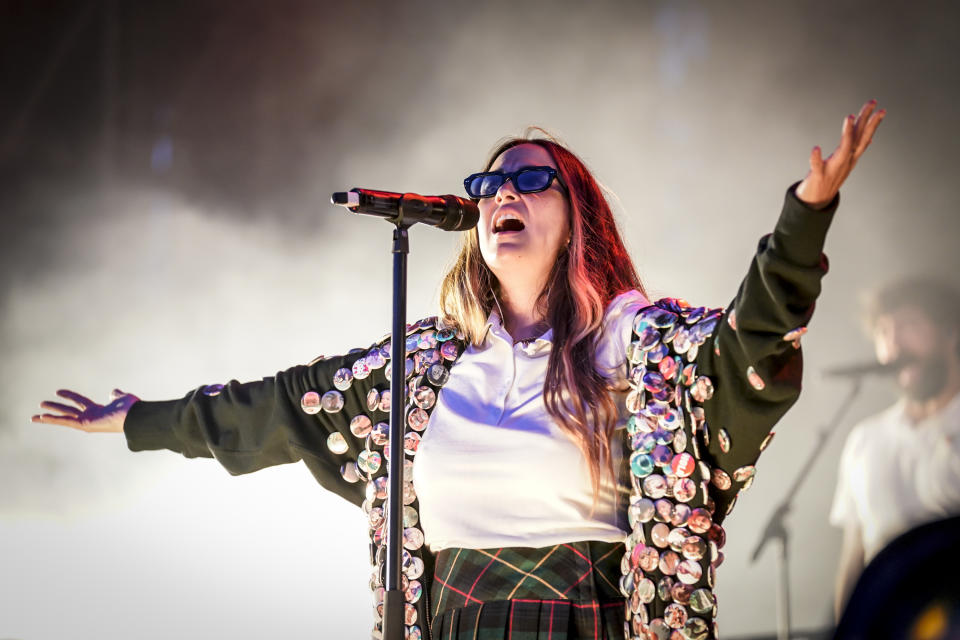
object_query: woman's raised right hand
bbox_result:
[32,389,140,433]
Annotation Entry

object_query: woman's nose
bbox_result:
[495,177,519,203]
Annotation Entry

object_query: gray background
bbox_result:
[2,0,958,637]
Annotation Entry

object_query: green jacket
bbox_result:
[124,183,836,639]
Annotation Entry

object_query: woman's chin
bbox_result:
[482,242,525,265]
[484,252,544,279]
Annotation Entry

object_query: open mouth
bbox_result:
[493,215,525,233]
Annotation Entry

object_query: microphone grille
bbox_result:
[440,195,479,231]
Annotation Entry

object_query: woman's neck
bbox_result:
[495,276,550,341]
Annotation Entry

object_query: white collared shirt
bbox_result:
[413,290,650,551]
[830,392,960,561]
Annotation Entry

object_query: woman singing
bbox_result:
[33,100,884,639]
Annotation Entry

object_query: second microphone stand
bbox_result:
[749,379,863,640]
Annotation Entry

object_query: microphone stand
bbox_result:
[749,378,863,640]
[384,219,413,640]
[333,188,477,640]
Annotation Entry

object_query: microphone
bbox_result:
[331,188,479,231]
[822,358,914,378]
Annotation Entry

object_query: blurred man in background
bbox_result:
[831,277,960,619]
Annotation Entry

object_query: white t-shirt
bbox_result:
[829,392,960,561]
[413,290,650,551]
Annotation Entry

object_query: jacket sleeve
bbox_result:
[696,181,837,521]
[123,344,393,508]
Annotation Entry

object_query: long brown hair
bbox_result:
[438,131,646,501]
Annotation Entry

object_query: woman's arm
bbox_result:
[34,343,393,507]
[693,99,885,521]
[693,182,837,520]
[617,101,884,636]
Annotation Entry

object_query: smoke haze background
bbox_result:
[2,0,958,637]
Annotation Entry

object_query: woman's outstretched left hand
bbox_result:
[795,99,886,209]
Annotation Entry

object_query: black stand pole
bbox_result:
[749,379,863,640]
[331,188,476,639]
[383,223,411,640]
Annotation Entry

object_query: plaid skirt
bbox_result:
[430,541,627,640]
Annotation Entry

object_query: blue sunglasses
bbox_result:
[463,166,567,199]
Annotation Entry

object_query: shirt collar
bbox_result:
[484,310,553,352]
[890,390,960,434]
